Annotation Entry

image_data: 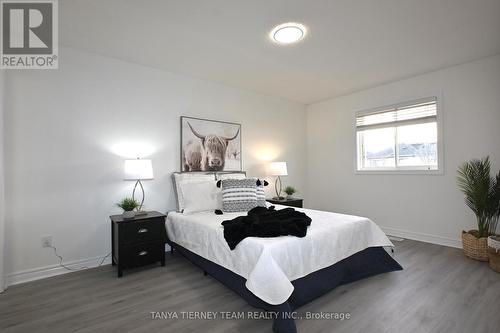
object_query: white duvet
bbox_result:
[165,205,393,305]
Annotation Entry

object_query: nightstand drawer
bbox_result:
[122,241,164,268]
[122,218,165,244]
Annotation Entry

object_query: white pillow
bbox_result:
[216,172,246,180]
[172,173,215,212]
[180,180,221,214]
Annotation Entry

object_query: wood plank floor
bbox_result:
[1,240,499,333]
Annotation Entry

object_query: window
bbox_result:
[356,97,440,172]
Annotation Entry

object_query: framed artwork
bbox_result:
[180,116,242,172]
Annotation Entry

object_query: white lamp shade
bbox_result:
[269,162,288,176]
[124,159,154,180]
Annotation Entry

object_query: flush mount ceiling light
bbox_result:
[270,22,307,44]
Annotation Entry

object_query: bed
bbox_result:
[166,172,402,333]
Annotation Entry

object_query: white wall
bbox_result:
[0,71,5,291]
[306,55,500,248]
[3,47,307,285]
[6,47,498,287]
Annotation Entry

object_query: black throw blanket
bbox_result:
[221,206,312,250]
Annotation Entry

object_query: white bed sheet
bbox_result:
[165,205,394,305]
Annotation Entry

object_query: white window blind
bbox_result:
[356,97,437,130]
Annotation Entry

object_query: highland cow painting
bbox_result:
[181,116,242,172]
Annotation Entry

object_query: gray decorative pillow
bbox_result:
[221,178,257,212]
[256,183,266,207]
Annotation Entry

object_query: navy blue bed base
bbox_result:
[168,241,402,333]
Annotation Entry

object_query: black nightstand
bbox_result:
[266,198,303,208]
[110,211,167,277]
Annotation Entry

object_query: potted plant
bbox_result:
[457,156,499,261]
[117,197,140,219]
[284,186,297,199]
[487,171,500,271]
[488,235,500,273]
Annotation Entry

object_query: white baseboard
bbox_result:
[381,226,461,249]
[4,255,112,288]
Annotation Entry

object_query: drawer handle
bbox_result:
[138,251,148,256]
[138,228,149,234]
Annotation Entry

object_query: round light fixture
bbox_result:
[270,22,306,44]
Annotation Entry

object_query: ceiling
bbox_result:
[60,0,500,104]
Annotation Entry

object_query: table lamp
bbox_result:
[269,161,288,200]
[124,158,154,215]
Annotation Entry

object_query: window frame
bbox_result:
[354,95,444,175]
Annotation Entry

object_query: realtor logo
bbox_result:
[1,0,58,69]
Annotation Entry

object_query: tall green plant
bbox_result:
[457,156,499,237]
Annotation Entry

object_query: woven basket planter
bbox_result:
[462,230,489,261]
[487,236,500,273]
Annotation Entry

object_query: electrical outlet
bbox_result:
[41,235,53,248]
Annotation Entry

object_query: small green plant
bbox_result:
[284,186,297,196]
[117,197,140,212]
